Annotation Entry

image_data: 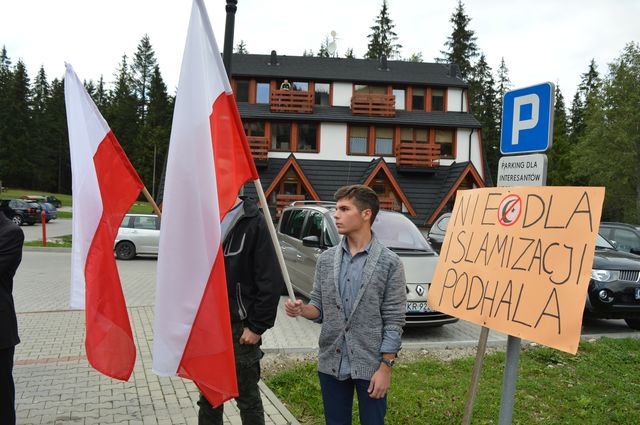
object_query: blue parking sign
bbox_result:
[500,82,555,154]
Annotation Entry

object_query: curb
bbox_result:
[259,380,301,425]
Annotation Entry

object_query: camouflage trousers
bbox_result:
[197,321,265,425]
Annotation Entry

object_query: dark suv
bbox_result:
[599,222,640,255]
[276,201,457,327]
[0,198,42,226]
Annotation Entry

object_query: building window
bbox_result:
[354,84,386,94]
[271,123,291,150]
[292,81,309,91]
[235,79,250,102]
[412,88,425,110]
[349,126,368,154]
[435,129,454,158]
[393,88,405,110]
[256,81,270,104]
[315,83,330,106]
[243,121,265,137]
[297,123,318,151]
[375,127,393,155]
[400,128,428,144]
[432,88,445,111]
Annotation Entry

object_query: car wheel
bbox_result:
[115,241,136,260]
[11,215,23,226]
[624,318,640,330]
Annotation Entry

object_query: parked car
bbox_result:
[277,201,457,327]
[22,194,62,208]
[0,198,42,226]
[598,222,640,255]
[427,212,451,254]
[586,234,640,330]
[114,214,160,260]
[37,202,58,222]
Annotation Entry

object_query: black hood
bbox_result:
[593,248,640,270]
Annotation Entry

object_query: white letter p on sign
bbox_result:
[511,94,539,145]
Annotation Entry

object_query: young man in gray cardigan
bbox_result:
[285,185,406,425]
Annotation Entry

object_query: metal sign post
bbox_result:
[496,82,554,424]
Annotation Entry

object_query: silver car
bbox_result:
[277,202,457,327]
[114,214,160,260]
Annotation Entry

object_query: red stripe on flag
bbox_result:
[210,92,259,216]
[85,131,142,381]
[178,245,237,407]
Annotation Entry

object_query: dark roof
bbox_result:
[244,156,482,227]
[231,53,468,88]
[237,104,481,128]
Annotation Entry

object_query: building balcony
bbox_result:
[395,141,440,169]
[270,89,313,113]
[248,136,269,162]
[351,93,396,117]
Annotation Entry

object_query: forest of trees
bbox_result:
[0,1,638,221]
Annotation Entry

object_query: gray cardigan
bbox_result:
[310,236,406,380]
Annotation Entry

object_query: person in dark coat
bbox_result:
[0,211,24,425]
[198,196,283,425]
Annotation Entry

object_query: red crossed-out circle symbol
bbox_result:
[498,194,522,226]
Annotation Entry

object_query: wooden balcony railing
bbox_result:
[275,194,306,217]
[247,136,269,161]
[395,141,441,168]
[351,93,396,117]
[270,89,313,113]
[379,197,395,211]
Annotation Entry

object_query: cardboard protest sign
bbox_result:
[427,186,605,354]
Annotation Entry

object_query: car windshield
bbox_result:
[595,233,615,250]
[331,210,434,252]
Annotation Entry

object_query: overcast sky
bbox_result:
[1,0,637,103]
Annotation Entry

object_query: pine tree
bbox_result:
[47,78,71,193]
[132,35,157,126]
[2,60,32,186]
[344,48,355,59]
[569,59,600,141]
[235,40,248,54]
[407,52,423,63]
[495,57,511,142]
[0,46,14,183]
[469,53,499,182]
[105,55,139,159]
[437,0,478,80]
[136,65,173,198]
[31,66,57,190]
[546,84,570,186]
[318,37,331,58]
[365,0,402,60]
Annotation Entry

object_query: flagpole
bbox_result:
[253,179,297,301]
[141,186,162,217]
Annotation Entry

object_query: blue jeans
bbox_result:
[318,372,387,425]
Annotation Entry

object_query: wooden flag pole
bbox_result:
[141,186,162,217]
[462,326,490,424]
[253,179,297,301]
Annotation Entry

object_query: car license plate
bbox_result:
[635,287,640,300]
[406,302,432,313]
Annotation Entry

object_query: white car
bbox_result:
[114,214,160,260]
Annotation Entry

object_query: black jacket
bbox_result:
[223,197,282,335]
[0,212,24,349]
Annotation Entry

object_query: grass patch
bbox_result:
[266,338,640,424]
[1,188,155,216]
[24,234,72,248]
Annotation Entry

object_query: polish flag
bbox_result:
[152,0,259,407]
[64,63,143,381]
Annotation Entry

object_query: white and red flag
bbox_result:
[64,63,143,381]
[152,0,259,407]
